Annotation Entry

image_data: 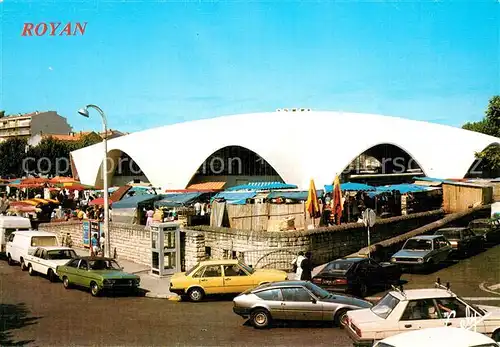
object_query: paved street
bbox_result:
[0,261,352,347]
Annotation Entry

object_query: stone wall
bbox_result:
[186,210,446,270]
[38,221,152,266]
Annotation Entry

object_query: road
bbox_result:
[0,262,352,347]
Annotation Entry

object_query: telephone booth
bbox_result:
[150,222,181,277]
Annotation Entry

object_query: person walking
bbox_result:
[91,233,100,256]
[291,251,305,280]
[300,251,313,281]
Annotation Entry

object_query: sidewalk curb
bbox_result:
[144,292,180,301]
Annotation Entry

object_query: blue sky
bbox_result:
[0,0,498,133]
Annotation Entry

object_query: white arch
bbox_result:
[70,111,500,190]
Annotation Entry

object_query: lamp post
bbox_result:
[78,105,110,258]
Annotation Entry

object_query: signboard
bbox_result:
[90,220,100,241]
[82,220,90,247]
[492,202,500,219]
[362,208,376,227]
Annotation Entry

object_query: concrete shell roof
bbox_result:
[70,111,500,190]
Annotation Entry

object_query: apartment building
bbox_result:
[0,111,72,141]
[27,129,127,147]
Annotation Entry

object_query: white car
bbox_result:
[345,283,500,346]
[24,246,77,282]
[373,327,499,347]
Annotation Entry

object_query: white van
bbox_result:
[6,230,59,270]
[0,216,32,253]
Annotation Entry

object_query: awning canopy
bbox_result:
[226,182,297,191]
[112,194,162,209]
[324,182,376,192]
[373,184,433,195]
[155,192,203,207]
[186,181,226,191]
[267,190,324,200]
[213,191,257,202]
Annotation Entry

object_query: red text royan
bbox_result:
[21,22,87,36]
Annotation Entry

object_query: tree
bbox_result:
[0,137,28,177]
[26,137,77,177]
[78,132,102,147]
[462,96,500,177]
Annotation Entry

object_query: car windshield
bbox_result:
[323,260,354,273]
[238,262,255,274]
[46,249,77,260]
[371,293,400,319]
[438,230,461,239]
[470,222,489,229]
[185,263,200,276]
[403,239,432,251]
[89,259,122,271]
[305,282,330,299]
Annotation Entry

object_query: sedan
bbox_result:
[312,257,402,297]
[56,257,140,297]
[233,280,373,329]
[433,227,484,257]
[468,218,500,244]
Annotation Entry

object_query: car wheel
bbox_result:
[334,308,349,328]
[28,264,35,276]
[62,276,71,289]
[7,254,13,266]
[90,282,100,297]
[187,287,204,302]
[20,258,27,271]
[358,283,368,297]
[251,308,271,329]
[47,269,56,282]
[492,329,500,342]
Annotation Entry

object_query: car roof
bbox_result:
[252,280,309,291]
[35,246,73,251]
[388,288,455,301]
[408,235,442,240]
[12,230,57,236]
[436,227,467,231]
[376,327,495,346]
[74,256,116,261]
[197,259,239,266]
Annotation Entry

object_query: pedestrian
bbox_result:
[65,233,73,248]
[0,195,10,215]
[100,232,105,256]
[145,208,154,229]
[291,251,305,280]
[91,233,100,256]
[300,251,313,281]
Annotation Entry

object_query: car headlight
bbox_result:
[417,258,424,263]
[390,257,396,262]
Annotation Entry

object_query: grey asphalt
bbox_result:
[0,261,353,347]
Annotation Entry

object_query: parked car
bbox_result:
[345,281,500,346]
[390,235,452,271]
[0,216,31,253]
[56,257,140,297]
[468,218,500,244]
[24,246,77,282]
[6,230,59,269]
[311,257,402,297]
[433,227,485,257]
[169,259,288,302]
[233,280,373,329]
[373,327,499,347]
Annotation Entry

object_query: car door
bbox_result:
[398,299,442,333]
[75,259,90,287]
[253,288,286,319]
[30,248,42,272]
[356,260,379,288]
[281,287,323,321]
[433,297,486,333]
[198,265,224,294]
[38,249,50,273]
[61,258,79,278]
[222,264,252,293]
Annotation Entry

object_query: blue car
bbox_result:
[390,235,452,271]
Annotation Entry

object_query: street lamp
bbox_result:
[78,104,110,258]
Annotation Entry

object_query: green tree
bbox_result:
[78,132,102,148]
[26,137,76,177]
[462,96,500,177]
[0,137,28,177]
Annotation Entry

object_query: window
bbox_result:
[8,234,14,242]
[403,239,432,251]
[41,249,47,260]
[400,299,439,320]
[436,238,450,248]
[371,294,400,319]
[186,263,200,276]
[88,259,121,270]
[201,265,222,277]
[238,262,255,274]
[33,248,42,257]
[67,259,80,268]
[223,265,247,276]
[78,260,89,270]
[435,298,468,318]
[255,289,282,301]
[324,260,354,273]
[31,236,57,247]
[281,287,312,302]
[46,250,77,260]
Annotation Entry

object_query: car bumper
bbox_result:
[345,324,373,347]
[170,288,185,295]
[233,306,251,318]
